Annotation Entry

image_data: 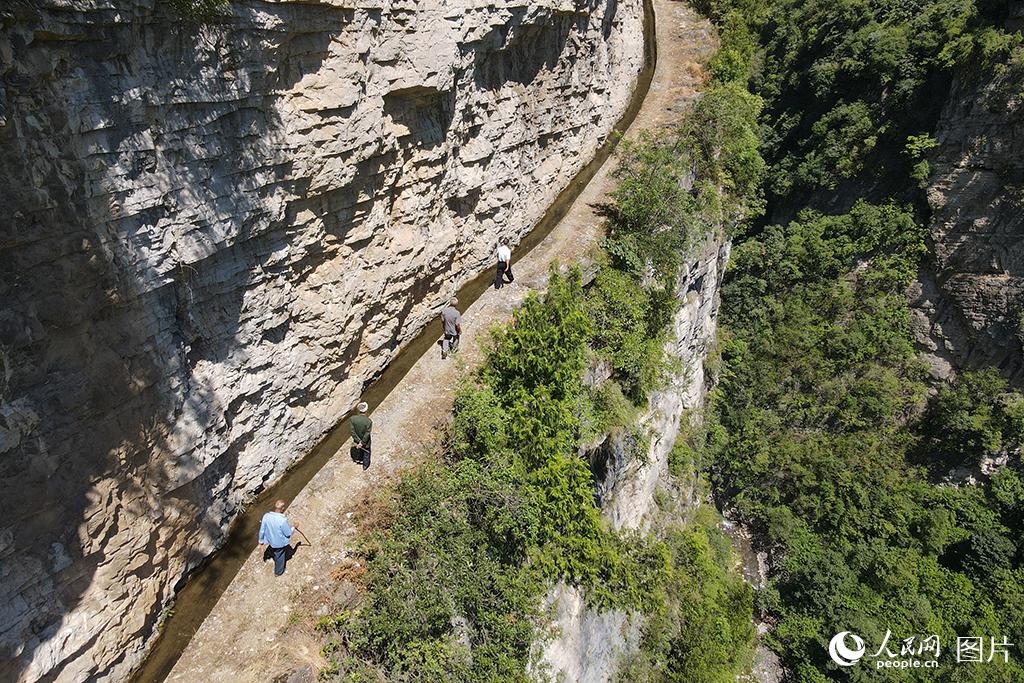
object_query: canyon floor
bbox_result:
[164,3,714,680]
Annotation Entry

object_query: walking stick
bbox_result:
[295,527,312,546]
[354,442,370,462]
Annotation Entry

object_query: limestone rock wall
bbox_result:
[0,0,643,680]
[600,238,727,532]
[911,26,1024,383]
[538,236,728,681]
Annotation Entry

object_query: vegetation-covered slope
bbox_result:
[699,0,1018,206]
[714,201,1024,681]
[699,0,1024,679]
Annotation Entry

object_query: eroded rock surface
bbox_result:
[540,236,729,681]
[536,3,719,678]
[597,238,727,533]
[913,40,1024,383]
[0,1,643,679]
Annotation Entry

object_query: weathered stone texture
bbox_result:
[912,50,1024,383]
[538,236,728,681]
[0,0,643,679]
[599,238,727,532]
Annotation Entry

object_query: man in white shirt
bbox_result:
[495,240,513,290]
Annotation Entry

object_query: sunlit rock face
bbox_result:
[911,23,1024,383]
[0,0,643,679]
[539,236,728,682]
[597,238,728,532]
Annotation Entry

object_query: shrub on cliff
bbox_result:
[605,130,694,282]
[921,369,1024,470]
[587,265,673,403]
[617,508,755,683]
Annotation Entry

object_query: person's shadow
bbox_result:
[262,543,301,563]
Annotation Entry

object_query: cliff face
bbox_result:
[0,0,643,679]
[911,30,1024,382]
[598,239,727,533]
[538,236,728,682]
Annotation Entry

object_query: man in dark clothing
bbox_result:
[441,297,462,359]
[350,401,372,470]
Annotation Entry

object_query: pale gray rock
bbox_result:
[599,238,728,533]
[539,236,729,682]
[918,48,1024,383]
[533,582,639,683]
[0,0,644,680]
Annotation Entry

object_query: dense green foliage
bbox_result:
[695,0,1020,199]
[321,245,758,679]
[983,45,1024,110]
[316,270,672,680]
[687,0,1024,678]
[923,369,1024,471]
[606,49,764,258]
[586,265,674,403]
[312,36,770,676]
[605,132,695,281]
[679,0,1024,679]
[711,197,1024,680]
[620,418,757,683]
[617,507,755,683]
[319,457,543,681]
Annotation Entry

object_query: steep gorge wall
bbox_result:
[0,1,643,679]
[911,7,1024,383]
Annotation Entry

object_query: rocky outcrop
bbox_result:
[539,236,728,681]
[911,40,1024,383]
[0,0,644,680]
[599,238,728,532]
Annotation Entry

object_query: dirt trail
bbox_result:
[164,3,713,680]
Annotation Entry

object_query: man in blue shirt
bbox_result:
[258,499,300,576]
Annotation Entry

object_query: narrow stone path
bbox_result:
[167,3,713,680]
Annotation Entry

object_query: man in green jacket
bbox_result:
[350,401,372,471]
